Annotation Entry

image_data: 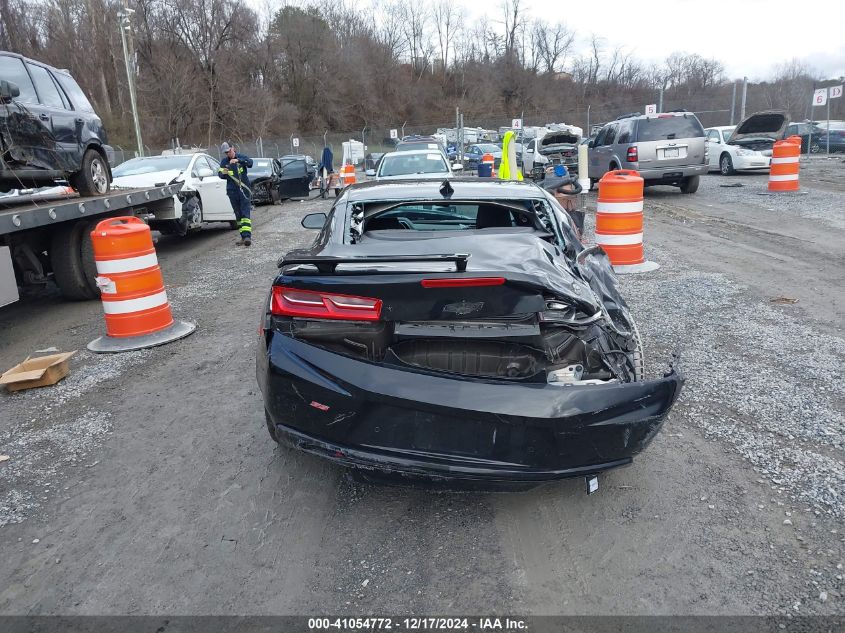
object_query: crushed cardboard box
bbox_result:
[0,351,77,392]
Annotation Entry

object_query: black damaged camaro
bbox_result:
[256,178,683,483]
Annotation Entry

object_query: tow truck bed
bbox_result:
[0,185,182,235]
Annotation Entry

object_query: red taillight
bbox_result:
[626,146,638,162]
[271,286,382,321]
[421,277,506,288]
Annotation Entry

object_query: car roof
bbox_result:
[381,150,447,158]
[345,178,547,202]
[0,50,72,77]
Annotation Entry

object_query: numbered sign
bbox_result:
[292,137,300,148]
[813,88,828,106]
[645,104,657,115]
[511,118,522,130]
[389,129,398,139]
[830,85,843,100]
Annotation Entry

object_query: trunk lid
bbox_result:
[634,114,706,168]
[278,232,599,322]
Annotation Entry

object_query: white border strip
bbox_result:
[595,232,643,246]
[768,174,799,182]
[101,290,168,315]
[597,201,644,214]
[96,253,159,275]
[771,156,799,164]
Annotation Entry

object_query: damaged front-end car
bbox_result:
[256,179,684,484]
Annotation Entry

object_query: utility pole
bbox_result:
[119,4,143,157]
[658,86,664,113]
[740,76,748,121]
[730,81,737,125]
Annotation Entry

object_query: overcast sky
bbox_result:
[454,0,845,80]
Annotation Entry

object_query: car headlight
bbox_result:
[735,148,756,156]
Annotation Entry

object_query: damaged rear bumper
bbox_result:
[258,335,685,482]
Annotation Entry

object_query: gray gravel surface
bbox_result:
[0,175,844,616]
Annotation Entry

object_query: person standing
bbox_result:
[218,142,254,246]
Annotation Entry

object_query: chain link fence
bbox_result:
[110,91,799,167]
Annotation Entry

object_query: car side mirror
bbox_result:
[301,212,327,229]
[365,169,376,177]
[587,140,595,148]
[0,80,20,101]
[196,166,214,179]
[451,163,463,171]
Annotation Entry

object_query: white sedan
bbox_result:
[369,150,463,180]
[111,153,236,234]
[705,126,771,175]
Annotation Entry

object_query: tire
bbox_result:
[680,175,700,194]
[188,196,203,233]
[229,220,238,230]
[810,143,821,154]
[609,163,619,173]
[630,318,645,382]
[70,149,110,196]
[50,220,98,300]
[719,154,735,175]
[264,409,279,443]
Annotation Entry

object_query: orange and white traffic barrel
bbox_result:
[594,170,659,274]
[340,163,356,186]
[87,217,195,353]
[768,139,800,192]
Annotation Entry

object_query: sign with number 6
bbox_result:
[813,88,828,106]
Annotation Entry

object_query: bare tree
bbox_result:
[531,19,575,75]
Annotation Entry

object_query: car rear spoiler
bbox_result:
[278,253,470,273]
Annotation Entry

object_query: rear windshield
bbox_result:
[636,115,704,141]
[397,142,441,152]
[364,202,533,231]
[251,159,273,176]
[378,154,448,177]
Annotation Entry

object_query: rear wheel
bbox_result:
[50,220,99,300]
[719,153,735,175]
[679,175,700,194]
[229,220,238,230]
[264,409,279,443]
[630,318,645,381]
[71,149,110,196]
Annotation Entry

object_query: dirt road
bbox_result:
[1,169,843,615]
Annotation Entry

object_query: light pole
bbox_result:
[118,5,143,157]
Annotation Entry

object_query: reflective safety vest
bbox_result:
[218,153,253,194]
[498,130,523,181]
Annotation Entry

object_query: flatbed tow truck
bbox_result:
[0,184,182,306]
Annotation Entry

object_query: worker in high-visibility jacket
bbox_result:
[218,142,254,246]
[498,130,523,181]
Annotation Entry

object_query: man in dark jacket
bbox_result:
[218,142,254,245]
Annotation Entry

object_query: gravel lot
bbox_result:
[0,165,843,616]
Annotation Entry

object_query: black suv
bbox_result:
[0,51,113,195]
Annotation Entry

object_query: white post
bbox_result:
[577,143,590,192]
